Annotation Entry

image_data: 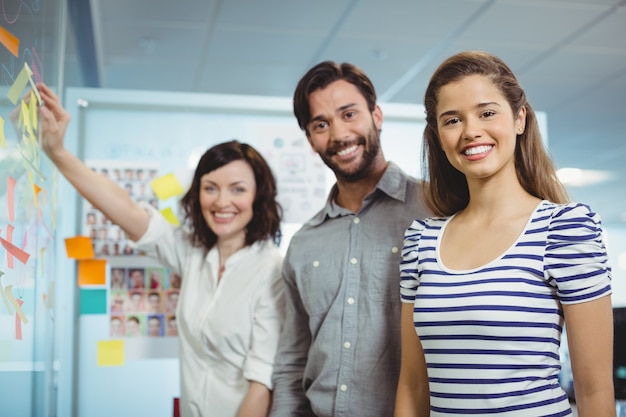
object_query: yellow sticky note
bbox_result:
[64,236,95,259]
[7,63,32,105]
[97,340,125,367]
[0,116,5,148]
[150,173,185,201]
[160,207,180,226]
[78,259,107,286]
[29,90,38,131]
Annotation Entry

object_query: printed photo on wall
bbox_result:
[83,161,160,257]
[108,266,181,338]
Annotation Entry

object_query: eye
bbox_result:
[481,110,496,118]
[344,110,356,120]
[232,186,246,194]
[202,184,217,193]
[311,121,328,133]
[443,116,461,126]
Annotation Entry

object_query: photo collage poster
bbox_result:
[82,161,181,339]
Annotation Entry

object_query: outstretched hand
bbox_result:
[37,83,71,161]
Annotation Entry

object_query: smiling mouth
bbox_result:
[214,212,235,219]
[463,145,493,156]
[336,144,359,156]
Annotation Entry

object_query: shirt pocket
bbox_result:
[297,257,343,317]
[365,246,402,302]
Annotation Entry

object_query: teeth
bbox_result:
[464,145,492,156]
[337,145,358,156]
[214,212,234,218]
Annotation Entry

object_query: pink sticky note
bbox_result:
[15,298,23,340]
[7,177,15,222]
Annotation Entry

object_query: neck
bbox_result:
[335,160,388,212]
[216,233,246,272]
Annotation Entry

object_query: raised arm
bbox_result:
[38,83,149,241]
[395,302,430,417]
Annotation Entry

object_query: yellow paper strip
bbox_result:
[5,285,28,324]
[0,116,5,148]
[7,63,31,105]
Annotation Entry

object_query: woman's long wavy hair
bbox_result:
[180,140,282,250]
[422,50,569,216]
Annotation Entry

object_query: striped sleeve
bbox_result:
[545,202,612,304]
[399,219,427,303]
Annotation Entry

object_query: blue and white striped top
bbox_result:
[400,201,612,416]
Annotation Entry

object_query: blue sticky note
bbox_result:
[79,289,107,315]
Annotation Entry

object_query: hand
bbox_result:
[37,83,71,160]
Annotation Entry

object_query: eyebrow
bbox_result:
[309,103,358,125]
[438,101,502,121]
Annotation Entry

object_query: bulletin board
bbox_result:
[0,1,65,416]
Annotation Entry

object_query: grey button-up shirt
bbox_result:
[271,162,429,417]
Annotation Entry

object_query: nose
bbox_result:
[330,121,350,142]
[214,190,230,207]
[462,117,482,140]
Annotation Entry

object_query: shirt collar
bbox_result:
[307,161,410,227]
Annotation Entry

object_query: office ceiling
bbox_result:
[64,0,626,226]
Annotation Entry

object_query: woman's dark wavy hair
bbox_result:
[180,140,282,250]
[422,50,569,216]
[293,61,377,134]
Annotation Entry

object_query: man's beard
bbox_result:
[319,123,381,183]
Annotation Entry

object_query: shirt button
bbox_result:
[343,341,351,349]
[353,217,360,224]
[313,260,320,267]
[340,384,348,392]
[347,297,355,305]
[350,258,357,265]
[391,246,399,254]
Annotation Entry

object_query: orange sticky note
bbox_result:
[64,236,94,259]
[0,25,19,57]
[0,235,30,265]
[160,207,180,226]
[150,173,185,201]
[77,259,107,286]
[97,340,125,367]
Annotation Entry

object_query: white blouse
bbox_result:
[130,205,284,417]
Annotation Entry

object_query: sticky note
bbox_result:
[7,176,15,222]
[29,90,38,131]
[0,271,12,314]
[15,298,23,340]
[160,207,180,226]
[78,259,107,286]
[5,285,27,324]
[0,235,30,265]
[0,116,5,148]
[97,340,125,367]
[150,173,185,200]
[7,62,32,105]
[0,25,19,57]
[79,288,107,314]
[64,236,94,259]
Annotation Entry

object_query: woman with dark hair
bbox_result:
[395,51,614,416]
[38,84,284,417]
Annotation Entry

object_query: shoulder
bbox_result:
[544,201,604,237]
